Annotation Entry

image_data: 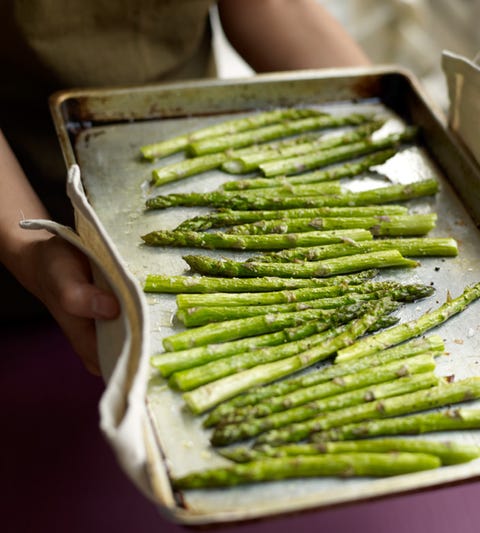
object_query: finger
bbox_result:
[40,237,120,320]
[59,280,120,320]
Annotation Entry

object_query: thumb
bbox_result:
[60,280,120,320]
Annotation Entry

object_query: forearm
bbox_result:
[0,130,52,293]
[218,0,370,72]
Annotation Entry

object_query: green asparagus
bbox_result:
[152,317,353,377]
[258,128,417,177]
[228,131,324,157]
[142,228,373,251]
[211,372,437,446]
[213,353,437,424]
[175,280,427,308]
[147,180,343,210]
[172,453,440,489]
[257,377,480,445]
[221,121,385,173]
[176,284,431,327]
[184,250,419,278]
[140,108,325,160]
[146,179,439,210]
[254,237,458,263]
[221,439,480,466]
[189,113,372,155]
[172,452,440,489]
[311,408,480,442]
[169,305,399,390]
[153,313,400,379]
[222,151,395,190]
[162,307,349,352]
[151,153,227,186]
[176,205,409,231]
[170,323,350,392]
[226,214,437,236]
[143,270,379,294]
[203,336,445,427]
[336,281,480,363]
[183,299,395,414]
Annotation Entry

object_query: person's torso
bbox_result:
[1,0,216,102]
[0,0,216,224]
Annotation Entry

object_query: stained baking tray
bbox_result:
[50,67,480,524]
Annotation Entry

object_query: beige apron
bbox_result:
[0,0,216,317]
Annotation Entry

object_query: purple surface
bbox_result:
[2,318,480,533]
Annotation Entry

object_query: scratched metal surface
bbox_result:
[70,71,480,522]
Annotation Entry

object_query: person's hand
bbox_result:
[28,235,120,375]
[0,130,119,375]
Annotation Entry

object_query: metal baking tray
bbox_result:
[50,67,480,524]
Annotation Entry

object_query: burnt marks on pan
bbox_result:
[82,128,107,148]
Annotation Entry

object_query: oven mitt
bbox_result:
[20,164,173,505]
